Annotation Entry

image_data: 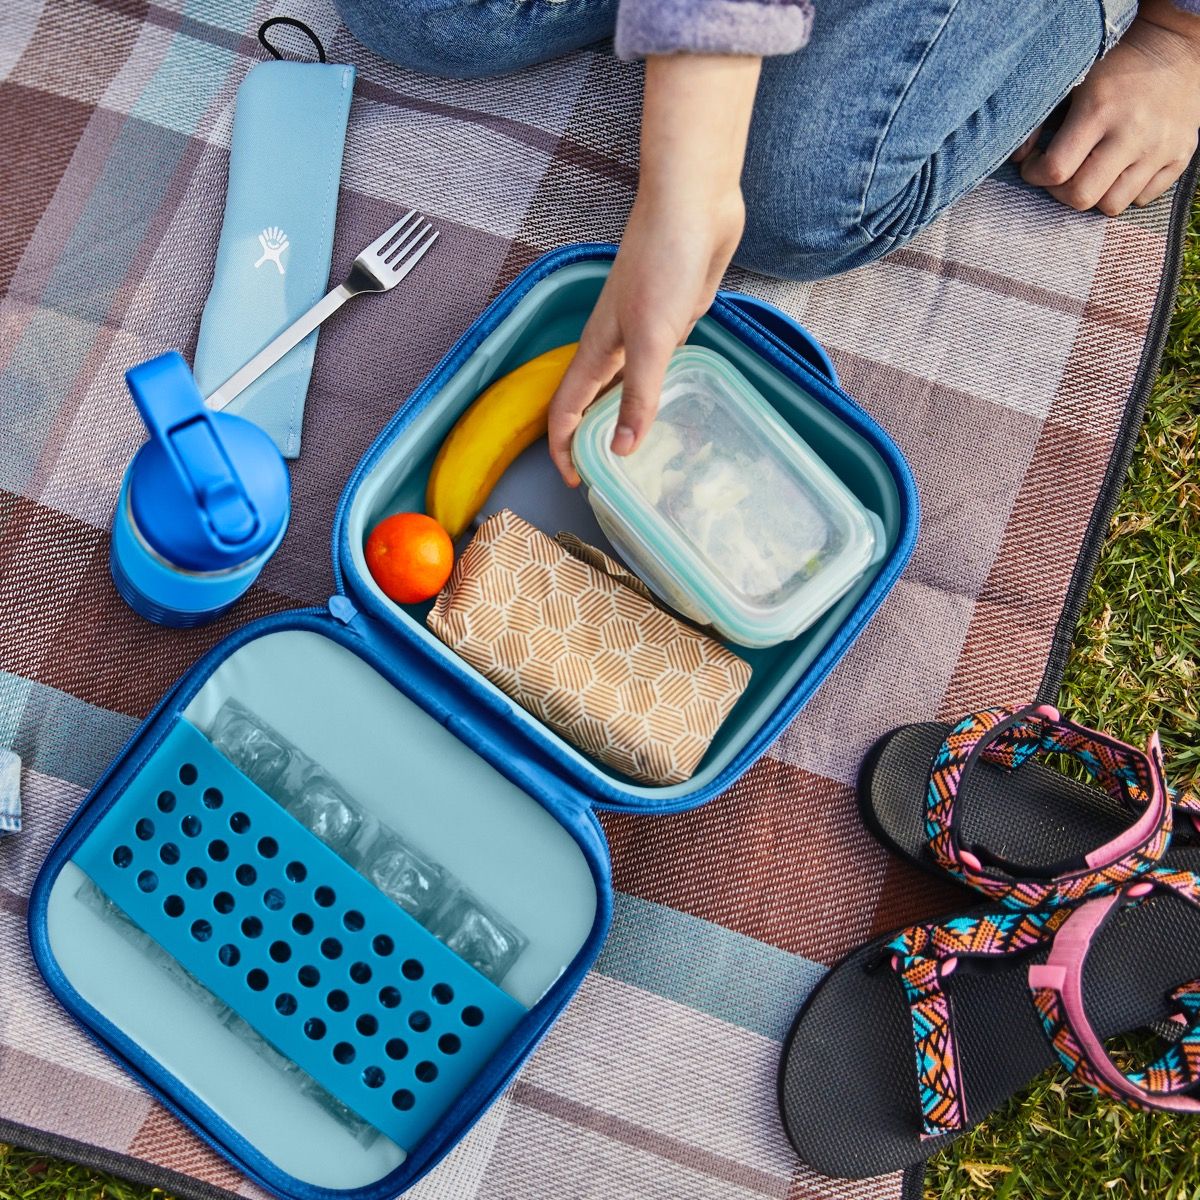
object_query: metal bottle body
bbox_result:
[110,457,284,628]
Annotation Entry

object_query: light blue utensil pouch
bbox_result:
[193,59,355,458]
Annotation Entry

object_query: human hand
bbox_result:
[547,54,761,487]
[1013,2,1200,216]
[546,182,744,486]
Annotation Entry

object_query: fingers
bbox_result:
[1026,127,1181,215]
[1134,162,1188,208]
[1019,73,1192,217]
[1096,159,1161,217]
[1055,136,1140,211]
[1019,102,1102,190]
[1010,125,1043,165]
[612,321,677,457]
[547,312,623,487]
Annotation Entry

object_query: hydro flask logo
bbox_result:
[254,226,289,275]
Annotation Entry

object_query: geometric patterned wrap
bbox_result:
[924,704,1174,909]
[1029,868,1200,1111]
[884,906,1074,1137]
[428,510,752,786]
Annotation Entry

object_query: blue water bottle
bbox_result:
[110,351,290,627]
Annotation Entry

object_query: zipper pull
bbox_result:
[327,594,359,625]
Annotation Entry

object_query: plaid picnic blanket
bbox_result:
[1,2,1195,1198]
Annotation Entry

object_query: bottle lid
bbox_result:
[125,352,290,572]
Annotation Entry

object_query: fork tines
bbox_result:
[369,213,436,262]
[386,221,438,268]
[365,210,419,256]
[362,210,440,283]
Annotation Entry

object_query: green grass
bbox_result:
[0,1146,163,1200]
[2,196,1196,1200]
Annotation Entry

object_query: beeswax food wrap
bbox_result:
[427,510,752,786]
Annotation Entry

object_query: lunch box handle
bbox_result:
[717,292,839,388]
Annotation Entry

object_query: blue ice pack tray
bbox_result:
[74,719,525,1147]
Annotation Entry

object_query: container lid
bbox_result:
[571,346,877,645]
[126,351,291,572]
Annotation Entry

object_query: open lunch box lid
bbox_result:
[28,244,918,1200]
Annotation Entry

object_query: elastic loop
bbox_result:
[258,17,327,63]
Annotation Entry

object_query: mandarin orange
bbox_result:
[365,512,454,604]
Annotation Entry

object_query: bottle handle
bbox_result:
[125,352,259,545]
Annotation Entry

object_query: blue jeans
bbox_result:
[335,0,1135,280]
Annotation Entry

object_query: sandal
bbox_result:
[859,704,1200,908]
[778,857,1200,1177]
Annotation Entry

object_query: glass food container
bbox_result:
[571,346,882,648]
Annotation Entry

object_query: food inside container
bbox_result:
[571,346,882,648]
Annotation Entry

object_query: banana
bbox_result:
[426,342,579,540]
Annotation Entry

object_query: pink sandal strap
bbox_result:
[1028,869,1200,1112]
[926,705,1171,908]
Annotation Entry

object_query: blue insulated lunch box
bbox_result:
[28,246,919,1200]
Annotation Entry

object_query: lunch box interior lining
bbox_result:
[342,260,904,801]
[41,628,600,1193]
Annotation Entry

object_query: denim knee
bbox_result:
[335,0,614,79]
[335,0,520,78]
[733,218,868,282]
[734,180,891,282]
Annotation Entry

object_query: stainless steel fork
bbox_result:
[204,211,439,412]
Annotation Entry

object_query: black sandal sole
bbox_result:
[858,722,1141,885]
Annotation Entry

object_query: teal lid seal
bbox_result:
[572,346,878,648]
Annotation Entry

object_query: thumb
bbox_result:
[611,324,676,457]
[548,321,623,486]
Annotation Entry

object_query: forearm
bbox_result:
[639,54,762,206]
[546,56,764,482]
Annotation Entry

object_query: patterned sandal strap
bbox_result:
[1172,783,1200,829]
[926,705,1171,908]
[886,906,1074,1138]
[1028,870,1200,1113]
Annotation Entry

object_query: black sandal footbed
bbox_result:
[858,721,1150,885]
[778,847,1200,1179]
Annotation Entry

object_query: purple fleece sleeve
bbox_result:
[1173,0,1200,11]
[615,0,814,59]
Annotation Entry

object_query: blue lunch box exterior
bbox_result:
[27,243,919,1200]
